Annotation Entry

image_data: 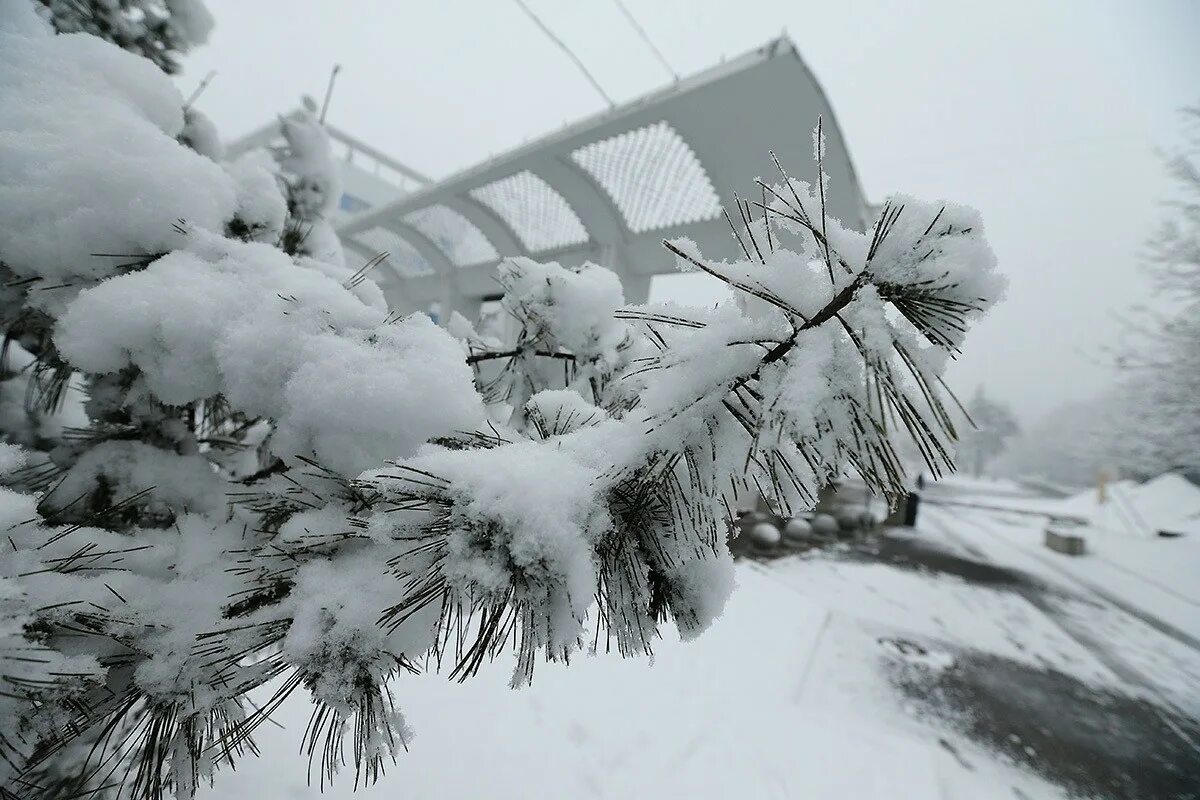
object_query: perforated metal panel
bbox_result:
[469,171,589,253]
[570,121,723,234]
[353,226,434,276]
[402,205,499,267]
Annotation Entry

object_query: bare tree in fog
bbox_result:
[956,385,1019,477]
[1116,104,1200,479]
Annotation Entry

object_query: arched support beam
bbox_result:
[376,221,495,325]
[530,157,629,251]
[443,196,526,260]
[380,220,455,277]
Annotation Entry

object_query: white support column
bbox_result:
[435,280,483,326]
[620,274,652,304]
[594,243,650,304]
[455,294,483,325]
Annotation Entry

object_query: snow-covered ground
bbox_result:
[205,478,1200,800]
[924,474,1200,644]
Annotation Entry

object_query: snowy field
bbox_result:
[206,478,1200,800]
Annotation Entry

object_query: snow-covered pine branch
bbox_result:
[0,4,1002,798]
[456,258,633,420]
[273,98,347,268]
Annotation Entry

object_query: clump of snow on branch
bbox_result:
[500,258,628,362]
[462,258,633,420]
[272,315,484,475]
[178,107,223,160]
[274,99,346,266]
[53,231,478,475]
[0,6,235,303]
[278,99,342,221]
[224,150,287,241]
[42,440,225,521]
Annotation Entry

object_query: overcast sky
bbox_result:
[176,0,1199,423]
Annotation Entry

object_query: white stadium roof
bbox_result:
[237,37,867,320]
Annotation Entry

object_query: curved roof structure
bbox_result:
[339,36,868,319]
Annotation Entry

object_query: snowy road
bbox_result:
[204,490,1200,800]
[923,505,1200,709]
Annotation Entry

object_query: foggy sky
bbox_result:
[176,0,1200,424]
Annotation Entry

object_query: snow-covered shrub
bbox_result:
[272,98,347,267]
[0,5,1002,798]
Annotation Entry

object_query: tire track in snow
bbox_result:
[924,506,1200,757]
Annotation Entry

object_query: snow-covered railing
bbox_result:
[226,113,430,190]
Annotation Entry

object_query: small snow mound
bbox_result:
[0,444,26,476]
[812,514,839,538]
[749,522,781,546]
[783,517,813,542]
[1056,472,1200,538]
